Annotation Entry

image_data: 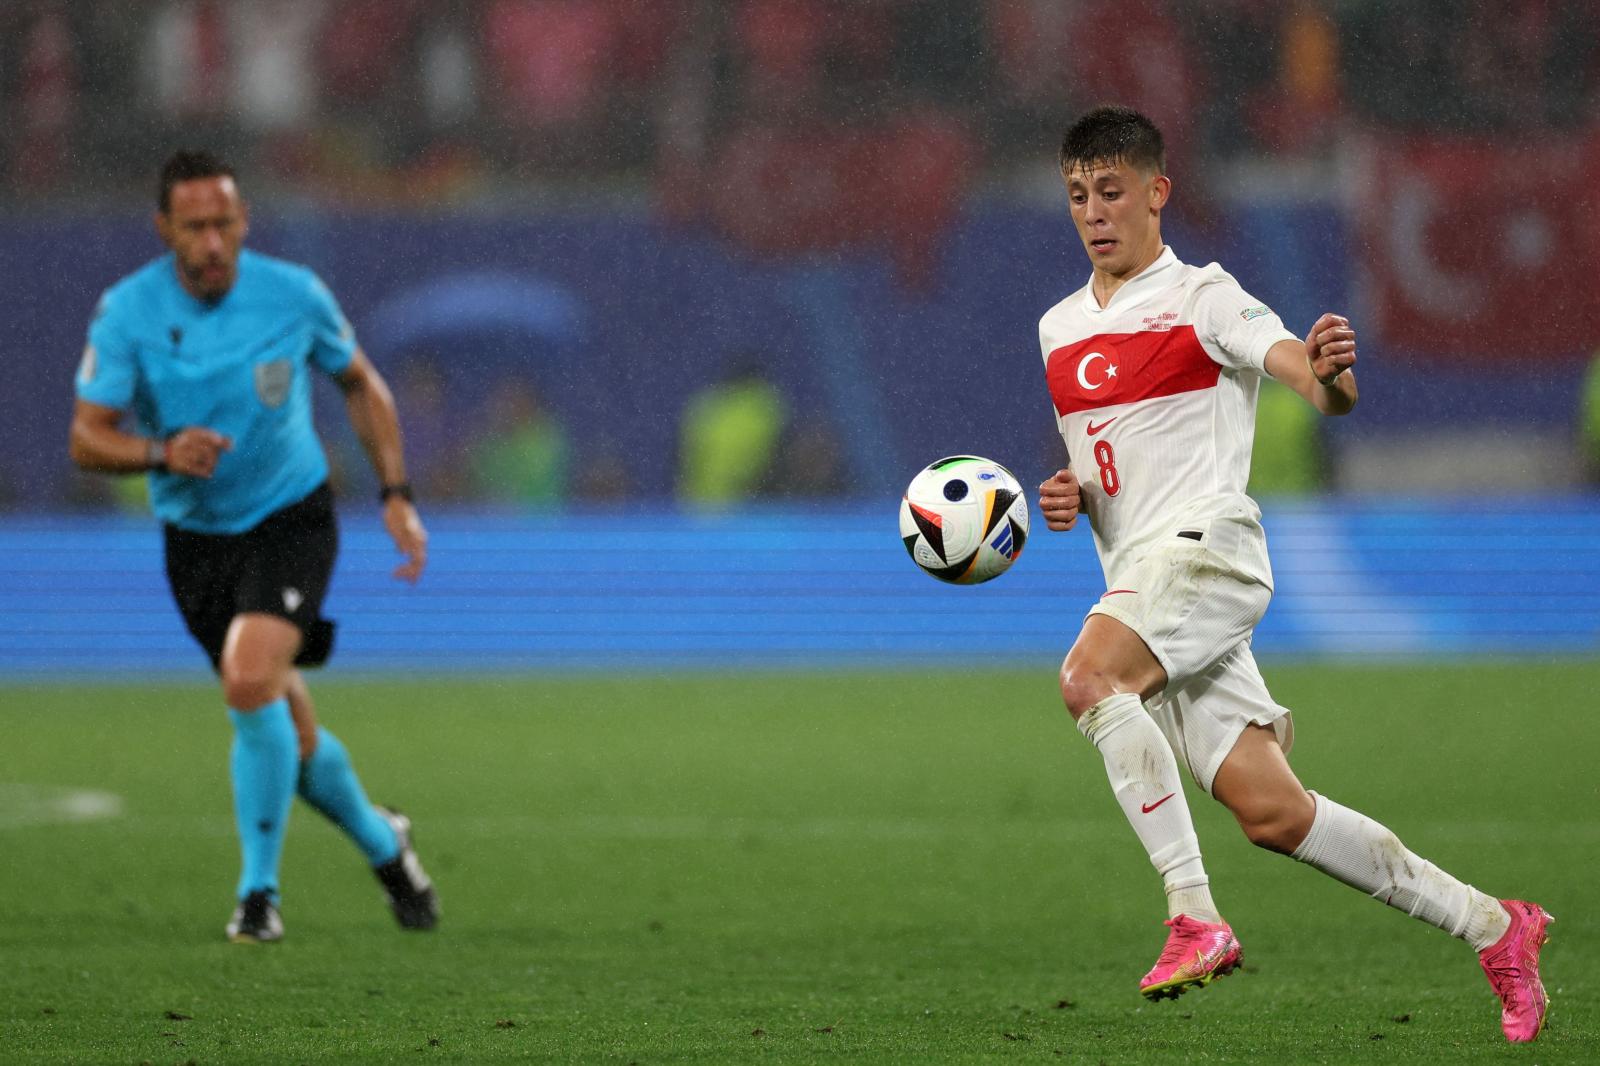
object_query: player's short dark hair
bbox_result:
[1059,106,1165,177]
[158,150,236,212]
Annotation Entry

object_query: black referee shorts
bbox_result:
[164,483,339,671]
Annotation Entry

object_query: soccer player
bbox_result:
[1035,107,1551,1042]
[68,150,440,943]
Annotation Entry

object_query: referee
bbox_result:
[69,150,438,942]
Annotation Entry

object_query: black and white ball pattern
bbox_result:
[899,456,1030,585]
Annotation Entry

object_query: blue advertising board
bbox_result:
[2,500,1593,679]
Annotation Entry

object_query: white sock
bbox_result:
[1077,692,1220,923]
[1291,792,1509,950]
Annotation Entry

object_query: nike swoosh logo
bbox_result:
[1141,793,1176,814]
[1086,417,1117,435]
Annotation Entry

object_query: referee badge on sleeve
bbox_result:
[255,359,292,407]
[77,344,98,385]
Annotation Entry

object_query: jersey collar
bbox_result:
[165,249,247,312]
[1081,245,1178,315]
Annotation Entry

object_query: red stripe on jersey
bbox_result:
[1046,325,1220,417]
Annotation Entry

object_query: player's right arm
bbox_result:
[68,400,230,478]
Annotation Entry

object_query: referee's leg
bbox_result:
[219,614,302,920]
[283,662,439,930]
[221,613,301,709]
[285,670,319,759]
[288,668,404,869]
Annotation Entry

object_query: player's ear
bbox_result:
[154,210,174,249]
[1149,174,1171,212]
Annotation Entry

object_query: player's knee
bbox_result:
[1239,816,1296,855]
[1235,799,1315,855]
[220,665,284,712]
[1058,664,1116,719]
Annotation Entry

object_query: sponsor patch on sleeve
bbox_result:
[1239,305,1273,321]
[77,343,97,385]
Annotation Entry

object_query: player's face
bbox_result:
[1063,161,1169,279]
[157,176,249,301]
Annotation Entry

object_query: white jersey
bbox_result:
[1038,246,1297,585]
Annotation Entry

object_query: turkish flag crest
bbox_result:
[1046,326,1218,416]
[1355,134,1600,358]
[1047,340,1124,415]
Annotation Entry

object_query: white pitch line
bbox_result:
[0,784,123,830]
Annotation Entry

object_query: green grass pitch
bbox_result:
[0,661,1594,1064]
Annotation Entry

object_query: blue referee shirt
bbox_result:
[76,249,357,534]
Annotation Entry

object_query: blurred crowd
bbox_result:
[4,0,1596,209]
[14,0,1600,511]
[74,352,845,514]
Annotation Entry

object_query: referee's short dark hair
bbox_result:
[158,150,236,213]
[1060,106,1165,177]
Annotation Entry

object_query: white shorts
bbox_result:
[1146,641,1292,794]
[1087,514,1288,792]
[1087,513,1272,689]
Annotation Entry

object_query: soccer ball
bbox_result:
[899,456,1029,584]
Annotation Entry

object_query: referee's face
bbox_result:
[157,176,249,302]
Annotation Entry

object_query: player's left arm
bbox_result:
[336,348,427,582]
[1264,312,1358,416]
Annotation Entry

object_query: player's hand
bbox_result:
[383,498,428,583]
[1305,312,1356,385]
[164,427,232,478]
[1038,469,1080,531]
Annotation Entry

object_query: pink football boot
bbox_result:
[1139,915,1242,1001]
[1478,900,1554,1042]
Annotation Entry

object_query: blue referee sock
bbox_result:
[297,727,400,866]
[228,699,298,900]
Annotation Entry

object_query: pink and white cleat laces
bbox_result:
[1478,900,1553,1043]
[1139,915,1243,1001]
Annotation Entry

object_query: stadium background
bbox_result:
[3,0,1597,674]
[3,4,1599,1063]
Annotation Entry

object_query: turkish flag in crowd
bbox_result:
[1355,135,1600,358]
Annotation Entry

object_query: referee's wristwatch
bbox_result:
[146,438,168,472]
[380,482,414,503]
